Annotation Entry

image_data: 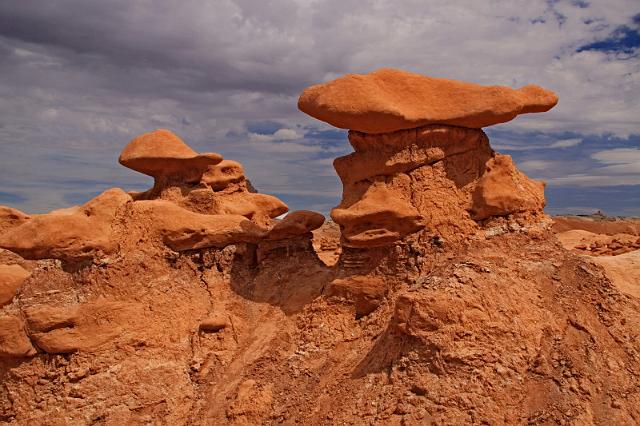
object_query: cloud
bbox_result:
[591,147,640,164]
[548,138,583,148]
[0,0,638,215]
[248,128,302,142]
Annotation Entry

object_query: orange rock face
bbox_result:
[470,154,546,220]
[298,68,558,134]
[298,70,551,249]
[24,301,145,354]
[266,210,325,240]
[0,206,30,234]
[0,188,131,262]
[119,129,222,181]
[131,200,267,251]
[0,264,30,307]
[0,315,36,358]
[329,124,545,248]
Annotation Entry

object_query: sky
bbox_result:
[0,0,638,216]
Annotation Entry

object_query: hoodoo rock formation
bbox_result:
[303,69,548,251]
[298,68,558,134]
[0,70,639,424]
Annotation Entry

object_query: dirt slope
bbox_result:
[1,222,639,425]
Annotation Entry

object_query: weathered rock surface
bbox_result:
[2,72,639,425]
[0,188,131,262]
[471,154,546,220]
[332,181,426,247]
[266,210,325,240]
[119,129,222,181]
[588,250,640,299]
[325,276,387,318]
[0,264,30,306]
[299,70,549,248]
[131,200,267,251]
[0,206,31,233]
[0,315,36,358]
[299,68,558,134]
[199,314,229,332]
[213,192,288,228]
[24,301,145,354]
[201,159,245,190]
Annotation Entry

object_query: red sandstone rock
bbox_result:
[199,314,229,332]
[0,264,30,307]
[325,276,387,318]
[24,301,145,354]
[331,180,426,248]
[214,192,289,228]
[266,210,325,240]
[298,68,558,134]
[471,154,545,220]
[119,129,222,181]
[0,315,36,358]
[0,206,31,234]
[202,159,246,191]
[131,200,267,251]
[0,188,131,262]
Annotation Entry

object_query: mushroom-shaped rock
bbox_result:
[119,129,222,182]
[331,182,426,248]
[202,160,246,191]
[0,315,36,358]
[266,210,325,240]
[132,200,267,251]
[470,154,546,220]
[0,188,131,262]
[0,264,30,307]
[298,68,558,134]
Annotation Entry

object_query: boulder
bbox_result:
[0,189,131,262]
[471,154,545,220]
[215,193,289,228]
[0,264,31,307]
[325,276,387,318]
[331,181,426,248]
[119,129,222,182]
[266,211,325,240]
[0,315,36,358]
[202,160,246,191]
[298,68,558,134]
[199,314,229,332]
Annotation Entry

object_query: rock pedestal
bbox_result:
[298,69,553,253]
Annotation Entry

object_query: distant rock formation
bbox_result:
[298,69,553,249]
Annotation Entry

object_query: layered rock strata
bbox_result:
[298,69,552,251]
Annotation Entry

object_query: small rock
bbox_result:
[199,314,229,332]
